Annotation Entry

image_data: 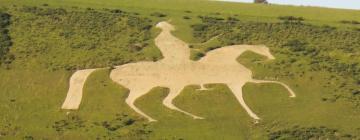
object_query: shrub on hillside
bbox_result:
[20,6,67,16]
[0,12,10,27]
[183,16,191,20]
[0,12,12,66]
[282,39,307,52]
[254,0,268,4]
[340,20,360,25]
[150,12,166,17]
[268,126,357,140]
[110,9,124,14]
[9,6,156,70]
[278,16,305,24]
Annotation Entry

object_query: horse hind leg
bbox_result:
[125,87,157,122]
[162,87,204,119]
[227,83,260,123]
[250,79,296,97]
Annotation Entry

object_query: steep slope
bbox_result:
[0,1,359,139]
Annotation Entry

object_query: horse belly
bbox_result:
[110,64,170,88]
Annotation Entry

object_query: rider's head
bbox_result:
[156,21,175,31]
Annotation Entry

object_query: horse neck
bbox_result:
[199,47,247,65]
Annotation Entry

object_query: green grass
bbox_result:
[4,6,162,70]
[0,68,70,139]
[0,0,359,139]
[0,69,151,139]
[238,51,360,135]
[1,0,360,42]
[135,85,266,139]
[1,60,359,139]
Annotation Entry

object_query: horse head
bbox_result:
[237,45,275,60]
[200,45,275,63]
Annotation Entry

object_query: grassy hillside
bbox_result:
[2,6,162,70]
[1,0,360,41]
[0,0,359,139]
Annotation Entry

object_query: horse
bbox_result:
[61,21,296,123]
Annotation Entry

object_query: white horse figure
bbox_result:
[61,21,296,122]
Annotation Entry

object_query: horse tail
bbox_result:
[61,68,98,110]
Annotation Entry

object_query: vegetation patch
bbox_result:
[52,113,152,139]
[278,16,305,24]
[0,12,13,67]
[268,126,357,140]
[0,123,20,138]
[340,20,360,25]
[150,12,167,17]
[96,113,152,139]
[6,6,161,70]
[52,115,86,133]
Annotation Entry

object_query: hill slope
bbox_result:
[0,0,359,139]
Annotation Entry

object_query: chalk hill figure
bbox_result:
[61,21,296,123]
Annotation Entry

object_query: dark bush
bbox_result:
[191,24,208,31]
[110,9,124,14]
[278,16,304,21]
[183,16,191,20]
[254,0,268,4]
[20,6,67,16]
[124,118,135,126]
[227,17,239,22]
[0,12,12,66]
[150,12,166,17]
[198,15,224,22]
[282,39,307,52]
[52,115,86,132]
[194,52,205,59]
[142,25,152,30]
[278,16,305,24]
[340,20,360,25]
[0,12,10,27]
[268,126,356,140]
[352,90,360,95]
[128,43,147,52]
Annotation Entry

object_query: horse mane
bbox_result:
[198,45,272,64]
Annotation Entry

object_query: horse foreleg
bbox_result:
[228,83,260,122]
[162,86,204,119]
[126,88,157,122]
[250,79,296,97]
[62,69,97,110]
